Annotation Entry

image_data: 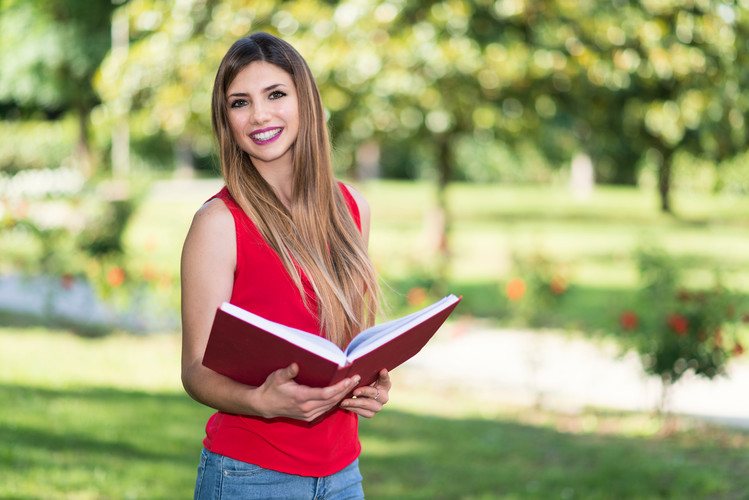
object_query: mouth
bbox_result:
[250,127,283,145]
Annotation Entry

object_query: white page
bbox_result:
[220,302,348,367]
[344,294,459,362]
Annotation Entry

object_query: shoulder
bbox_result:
[183,198,236,260]
[190,197,233,232]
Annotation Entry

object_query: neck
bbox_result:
[255,162,294,209]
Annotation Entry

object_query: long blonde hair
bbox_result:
[211,33,379,348]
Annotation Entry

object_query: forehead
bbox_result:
[227,61,294,93]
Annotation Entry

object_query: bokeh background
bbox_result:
[2,1,749,498]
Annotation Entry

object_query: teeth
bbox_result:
[252,128,281,141]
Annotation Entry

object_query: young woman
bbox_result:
[180,33,390,499]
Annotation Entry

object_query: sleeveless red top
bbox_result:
[201,183,361,476]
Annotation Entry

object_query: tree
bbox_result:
[525,0,749,212]
[0,0,116,176]
[96,0,749,238]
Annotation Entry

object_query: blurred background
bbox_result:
[1,0,749,498]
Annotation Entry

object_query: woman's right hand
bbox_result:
[256,363,360,422]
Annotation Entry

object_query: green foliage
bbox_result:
[0,0,115,110]
[78,198,139,257]
[0,173,178,331]
[618,245,748,393]
[85,0,749,216]
[3,0,749,215]
[0,119,77,174]
[503,252,570,327]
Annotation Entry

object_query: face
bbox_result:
[226,61,300,173]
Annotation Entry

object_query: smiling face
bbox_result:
[226,61,300,174]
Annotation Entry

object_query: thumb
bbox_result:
[280,363,299,381]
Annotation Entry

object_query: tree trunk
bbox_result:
[657,148,673,213]
[75,106,93,178]
[432,136,451,292]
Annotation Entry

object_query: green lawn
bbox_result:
[2,327,749,499]
[117,180,749,332]
[3,181,749,498]
[359,181,749,333]
[361,181,749,285]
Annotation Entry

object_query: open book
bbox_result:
[202,294,462,390]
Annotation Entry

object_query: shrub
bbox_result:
[504,252,569,327]
[618,246,747,411]
[1,172,178,332]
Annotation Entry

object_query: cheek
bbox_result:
[281,107,300,132]
[227,114,246,139]
[281,100,300,125]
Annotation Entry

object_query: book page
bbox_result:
[220,303,349,366]
[344,295,459,361]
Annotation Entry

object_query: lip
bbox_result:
[250,126,283,145]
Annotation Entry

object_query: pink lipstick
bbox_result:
[250,127,283,145]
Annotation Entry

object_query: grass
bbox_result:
[3,181,749,497]
[2,327,749,499]
[357,181,749,333]
[361,181,749,283]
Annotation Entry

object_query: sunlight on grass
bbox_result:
[358,181,749,296]
[359,437,428,457]
[0,327,182,392]
[2,328,749,499]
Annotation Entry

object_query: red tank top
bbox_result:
[201,183,362,476]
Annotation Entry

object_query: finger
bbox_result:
[277,363,299,382]
[339,396,381,418]
[377,369,391,389]
[301,375,360,402]
[353,385,379,400]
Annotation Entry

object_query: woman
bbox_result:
[180,33,390,499]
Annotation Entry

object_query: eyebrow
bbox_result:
[227,83,288,98]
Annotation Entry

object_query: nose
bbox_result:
[250,101,271,125]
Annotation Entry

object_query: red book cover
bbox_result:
[202,295,462,390]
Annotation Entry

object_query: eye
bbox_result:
[229,99,247,109]
[269,90,286,100]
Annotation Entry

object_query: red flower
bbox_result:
[619,310,639,331]
[733,343,745,357]
[506,278,526,301]
[549,275,567,295]
[106,266,126,287]
[667,312,689,337]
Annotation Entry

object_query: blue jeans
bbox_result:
[193,448,365,500]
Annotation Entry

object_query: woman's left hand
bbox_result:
[339,369,391,418]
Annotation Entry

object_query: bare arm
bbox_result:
[180,198,358,421]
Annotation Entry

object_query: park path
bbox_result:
[400,320,749,429]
